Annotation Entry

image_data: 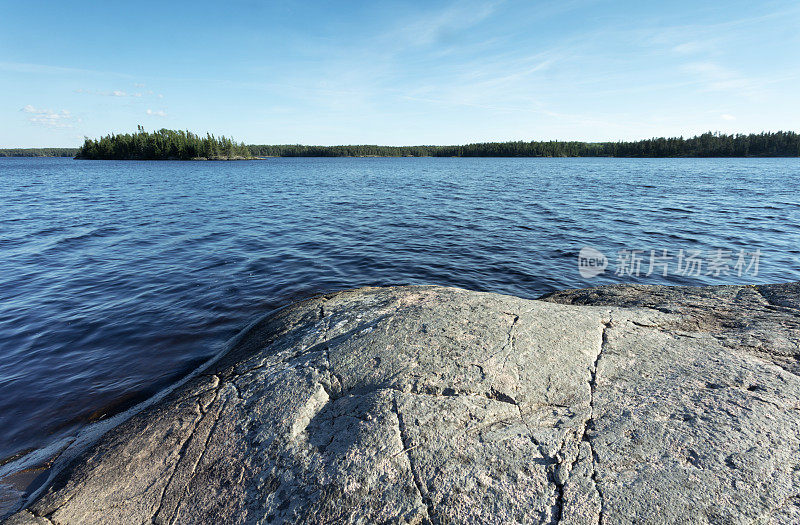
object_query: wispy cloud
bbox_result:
[76,88,144,97]
[683,62,745,88]
[1,62,100,76]
[681,61,779,98]
[392,0,501,48]
[646,6,800,52]
[146,109,167,117]
[670,41,713,55]
[21,105,76,128]
[721,114,736,121]
[0,61,135,80]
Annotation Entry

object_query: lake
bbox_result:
[1,156,799,509]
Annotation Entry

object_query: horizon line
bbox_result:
[3,129,799,150]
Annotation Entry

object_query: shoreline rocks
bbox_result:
[8,284,800,524]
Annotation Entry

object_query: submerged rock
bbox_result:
[8,284,800,524]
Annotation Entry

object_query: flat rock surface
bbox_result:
[7,284,800,524]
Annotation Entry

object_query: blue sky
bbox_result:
[2,0,799,147]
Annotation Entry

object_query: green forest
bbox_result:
[75,127,253,160]
[0,148,78,157]
[250,131,800,158]
[10,129,798,160]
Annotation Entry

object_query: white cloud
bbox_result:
[20,105,75,128]
[111,90,127,97]
[721,114,736,121]
[146,109,167,117]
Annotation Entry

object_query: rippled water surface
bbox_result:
[1,156,799,499]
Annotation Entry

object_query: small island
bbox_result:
[74,126,253,160]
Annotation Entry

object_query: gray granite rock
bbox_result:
[7,284,800,524]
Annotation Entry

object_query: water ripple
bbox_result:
[0,156,799,482]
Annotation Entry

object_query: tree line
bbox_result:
[0,148,78,157]
[75,127,253,160]
[10,130,799,160]
[249,132,800,158]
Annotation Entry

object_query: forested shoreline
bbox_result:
[250,131,800,157]
[0,148,78,157]
[6,130,799,160]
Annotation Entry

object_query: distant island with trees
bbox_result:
[73,127,253,160]
[2,129,798,159]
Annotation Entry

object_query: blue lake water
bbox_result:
[1,156,799,497]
